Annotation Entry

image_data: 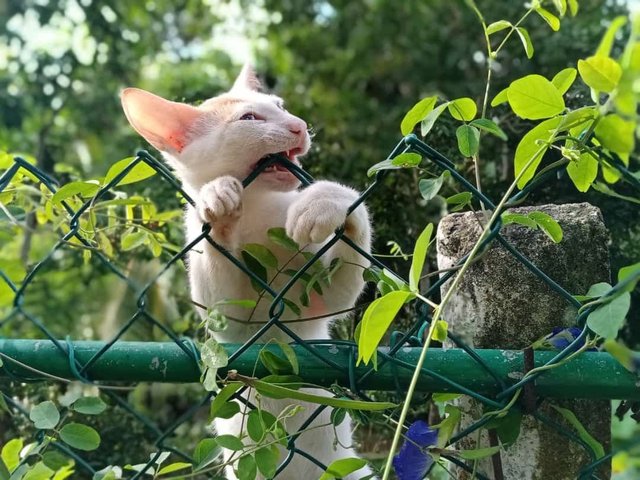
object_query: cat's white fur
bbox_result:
[121,65,372,479]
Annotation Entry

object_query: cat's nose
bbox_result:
[287,118,307,135]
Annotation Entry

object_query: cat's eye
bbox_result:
[239,113,257,121]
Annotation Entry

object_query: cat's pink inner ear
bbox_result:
[120,88,202,154]
[231,64,262,92]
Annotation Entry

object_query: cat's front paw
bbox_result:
[197,176,243,224]
[286,198,348,245]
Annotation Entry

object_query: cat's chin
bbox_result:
[254,168,301,192]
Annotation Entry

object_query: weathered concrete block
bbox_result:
[436,203,611,480]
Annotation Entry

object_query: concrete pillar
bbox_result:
[436,203,611,480]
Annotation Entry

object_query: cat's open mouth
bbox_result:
[252,148,302,177]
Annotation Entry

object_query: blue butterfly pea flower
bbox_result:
[532,326,588,351]
[392,420,438,480]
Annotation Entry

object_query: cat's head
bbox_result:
[120,65,310,192]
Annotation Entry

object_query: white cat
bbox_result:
[121,65,373,479]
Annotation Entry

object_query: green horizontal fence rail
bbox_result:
[1,133,640,479]
[1,340,639,400]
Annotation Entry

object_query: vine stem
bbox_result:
[380,129,561,480]
[466,0,534,210]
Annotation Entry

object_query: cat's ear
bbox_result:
[120,88,202,154]
[231,64,262,92]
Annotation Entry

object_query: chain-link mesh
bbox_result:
[1,134,639,479]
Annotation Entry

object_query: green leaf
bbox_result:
[319,458,368,480]
[567,0,578,15]
[558,107,596,132]
[567,153,598,192]
[215,435,244,451]
[247,410,265,442]
[618,262,640,293]
[276,341,299,375]
[210,382,242,420]
[22,461,54,480]
[507,75,565,120]
[420,102,450,137]
[367,153,422,177]
[448,98,477,121]
[200,338,228,392]
[193,438,219,470]
[419,171,448,202]
[267,227,299,251]
[586,282,612,298]
[551,68,577,95]
[433,320,448,342]
[8,465,28,480]
[594,114,635,154]
[392,152,422,168]
[30,401,60,430]
[103,157,156,186]
[0,260,26,284]
[535,7,560,31]
[432,393,461,403]
[446,192,473,212]
[458,445,502,460]
[550,405,605,458]
[528,211,563,243]
[214,401,240,420]
[92,466,121,480]
[331,408,347,427]
[409,223,434,291]
[487,409,523,446]
[490,87,509,107]
[577,56,622,93]
[469,118,507,140]
[247,410,281,446]
[124,463,154,475]
[596,16,627,57]
[0,459,9,480]
[59,423,101,451]
[456,125,480,157]
[587,291,631,339]
[603,339,637,372]
[259,350,291,375]
[254,446,279,479]
[551,0,567,16]
[401,96,438,135]
[282,298,301,316]
[237,455,256,480]
[72,397,107,415]
[514,117,562,189]
[502,212,538,229]
[515,27,534,59]
[358,291,415,365]
[238,379,395,410]
[270,374,318,392]
[151,451,171,467]
[157,462,191,475]
[602,162,622,184]
[486,20,512,35]
[241,244,278,270]
[52,181,100,205]
[1,438,22,471]
[121,230,148,251]
[435,405,461,448]
[592,182,640,205]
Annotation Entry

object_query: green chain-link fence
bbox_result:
[1,133,639,479]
